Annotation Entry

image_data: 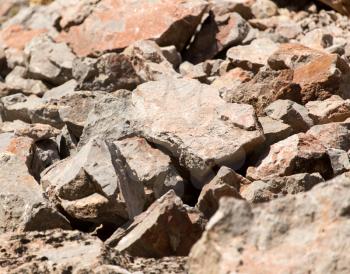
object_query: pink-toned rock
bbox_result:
[0,24,47,50]
[58,0,208,56]
[247,133,332,180]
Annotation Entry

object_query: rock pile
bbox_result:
[1,0,350,273]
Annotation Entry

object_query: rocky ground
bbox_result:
[1,0,350,273]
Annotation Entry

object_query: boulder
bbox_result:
[132,78,265,184]
[58,0,208,56]
[258,116,293,146]
[189,173,350,274]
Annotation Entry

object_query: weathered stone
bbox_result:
[317,0,350,15]
[115,137,185,201]
[327,148,350,175]
[58,91,100,138]
[227,38,279,72]
[13,122,60,141]
[258,116,293,146]
[306,95,350,124]
[183,12,250,64]
[189,173,350,274]
[58,0,208,56]
[268,43,326,70]
[41,138,143,223]
[251,0,278,19]
[24,35,76,85]
[241,173,325,203]
[0,229,131,273]
[264,99,314,133]
[0,152,70,233]
[300,28,333,50]
[222,69,302,115]
[160,45,182,68]
[5,66,48,96]
[73,53,143,92]
[132,78,265,184]
[307,121,350,151]
[196,166,246,219]
[56,125,78,158]
[247,133,333,180]
[115,190,205,258]
[43,79,78,100]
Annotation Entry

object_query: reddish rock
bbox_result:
[58,0,208,56]
[0,24,47,50]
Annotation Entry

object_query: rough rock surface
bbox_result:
[2,0,350,272]
[189,174,350,274]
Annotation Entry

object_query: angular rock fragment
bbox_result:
[258,116,293,146]
[227,38,279,72]
[306,95,350,124]
[43,79,78,100]
[41,138,141,224]
[300,29,333,50]
[115,190,205,258]
[24,35,76,85]
[115,137,185,201]
[58,0,208,56]
[5,66,48,97]
[132,78,265,184]
[247,133,333,180]
[327,148,350,175]
[222,68,302,114]
[0,229,131,273]
[264,99,314,133]
[189,173,350,274]
[196,166,246,219]
[241,173,324,203]
[0,152,70,233]
[73,53,143,92]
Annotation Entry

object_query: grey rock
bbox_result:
[258,116,294,145]
[43,79,78,100]
[0,152,70,233]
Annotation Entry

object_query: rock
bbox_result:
[132,78,265,184]
[0,152,70,233]
[160,45,182,68]
[5,66,49,97]
[258,116,293,146]
[317,0,350,15]
[43,79,78,100]
[247,133,333,180]
[58,0,208,56]
[305,95,350,124]
[327,148,350,175]
[293,53,350,103]
[183,12,250,64]
[78,90,135,147]
[264,99,314,133]
[196,166,246,219]
[0,229,131,273]
[251,0,278,19]
[13,122,60,141]
[24,35,76,86]
[227,38,279,72]
[115,190,205,257]
[300,29,333,50]
[268,43,326,70]
[56,125,78,158]
[58,91,100,138]
[73,53,143,92]
[241,173,325,203]
[114,137,185,201]
[189,173,350,274]
[307,121,350,151]
[41,137,143,224]
[222,68,302,115]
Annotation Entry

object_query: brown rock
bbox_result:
[58,0,208,56]
[196,166,245,219]
[189,173,350,274]
[247,133,333,180]
[317,0,350,15]
[115,190,205,258]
